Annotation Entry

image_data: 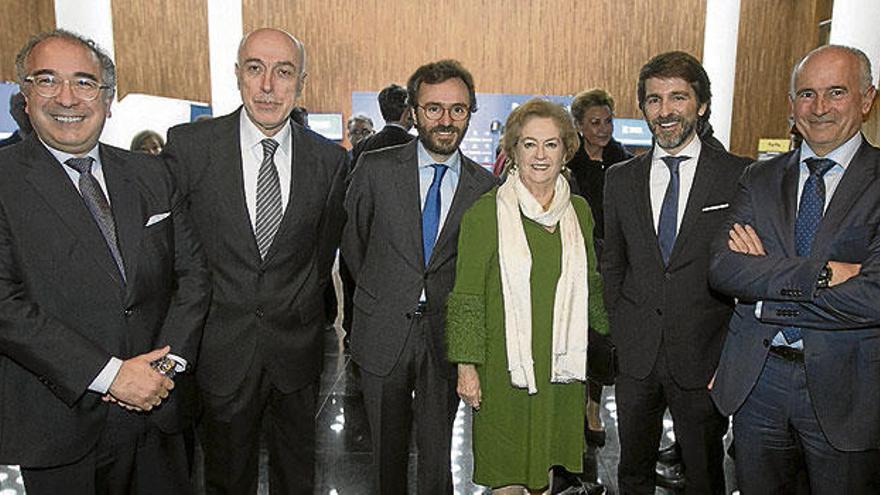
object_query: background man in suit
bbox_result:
[343,59,496,494]
[163,28,348,494]
[347,113,374,150]
[0,29,210,494]
[351,83,415,167]
[709,45,880,494]
[602,51,749,494]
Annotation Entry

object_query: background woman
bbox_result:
[446,98,608,494]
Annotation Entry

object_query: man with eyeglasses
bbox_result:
[163,28,347,494]
[342,59,497,494]
[0,29,210,494]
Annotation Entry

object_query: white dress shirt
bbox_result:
[649,135,703,233]
[239,111,293,230]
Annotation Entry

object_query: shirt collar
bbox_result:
[239,109,292,157]
[652,133,702,162]
[799,132,863,171]
[40,138,101,168]
[417,139,461,174]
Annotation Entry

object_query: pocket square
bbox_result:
[701,203,729,212]
[145,212,171,227]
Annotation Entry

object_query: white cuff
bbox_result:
[88,357,123,394]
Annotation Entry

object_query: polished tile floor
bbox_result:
[0,322,739,494]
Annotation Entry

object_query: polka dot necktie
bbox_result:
[783,157,836,344]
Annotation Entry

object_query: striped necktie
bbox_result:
[256,138,282,259]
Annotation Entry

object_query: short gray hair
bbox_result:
[15,29,116,102]
[790,44,874,96]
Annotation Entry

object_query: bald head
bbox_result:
[235,28,308,136]
[791,45,873,96]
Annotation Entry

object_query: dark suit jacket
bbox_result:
[342,141,497,376]
[350,124,414,169]
[602,141,749,389]
[164,109,347,396]
[0,136,210,467]
[709,140,880,451]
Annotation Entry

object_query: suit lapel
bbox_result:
[428,154,480,270]
[263,123,315,265]
[814,142,877,254]
[631,152,665,267]
[210,111,261,261]
[22,139,125,286]
[101,145,144,289]
[668,148,719,265]
[393,142,426,269]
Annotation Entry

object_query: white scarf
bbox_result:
[496,171,589,394]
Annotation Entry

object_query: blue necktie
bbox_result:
[658,156,689,265]
[782,157,836,344]
[422,163,448,267]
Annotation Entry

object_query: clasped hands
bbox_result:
[727,223,860,286]
[102,345,175,412]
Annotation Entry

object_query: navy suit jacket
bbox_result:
[709,138,880,451]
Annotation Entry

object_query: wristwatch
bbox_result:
[817,263,833,289]
[151,356,178,378]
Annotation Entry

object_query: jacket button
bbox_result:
[664,272,672,280]
[123,308,133,317]
[655,308,662,316]
[255,307,264,318]
[763,339,770,347]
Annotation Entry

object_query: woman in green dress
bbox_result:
[446,98,609,494]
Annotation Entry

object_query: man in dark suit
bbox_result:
[602,51,749,494]
[343,59,496,494]
[0,30,210,494]
[163,28,347,494]
[351,83,415,167]
[709,45,880,494]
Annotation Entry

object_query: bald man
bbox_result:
[710,45,880,493]
[164,28,348,494]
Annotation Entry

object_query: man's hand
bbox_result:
[728,223,766,256]
[828,261,861,287]
[108,346,175,411]
[457,364,482,410]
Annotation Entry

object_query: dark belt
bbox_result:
[769,345,804,364]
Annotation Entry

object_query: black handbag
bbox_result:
[586,327,617,386]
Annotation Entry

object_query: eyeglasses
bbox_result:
[24,74,111,101]
[416,103,471,121]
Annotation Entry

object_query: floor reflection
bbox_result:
[0,323,737,494]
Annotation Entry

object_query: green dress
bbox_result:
[446,188,609,490]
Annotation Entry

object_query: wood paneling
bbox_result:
[111,0,211,102]
[244,0,706,130]
[730,0,820,157]
[0,0,55,82]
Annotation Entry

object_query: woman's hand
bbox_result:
[457,363,482,410]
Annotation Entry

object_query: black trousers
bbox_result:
[359,316,459,495]
[615,350,727,495]
[21,407,191,495]
[199,361,317,495]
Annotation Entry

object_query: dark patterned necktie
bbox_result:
[782,157,836,344]
[657,156,689,265]
[255,138,282,259]
[65,157,126,281]
[422,163,448,266]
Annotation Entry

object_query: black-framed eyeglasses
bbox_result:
[415,103,470,121]
[24,74,111,101]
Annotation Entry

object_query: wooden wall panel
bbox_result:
[0,0,55,82]
[244,0,706,135]
[111,0,210,102]
[730,0,820,157]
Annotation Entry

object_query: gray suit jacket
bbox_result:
[709,139,880,451]
[342,141,497,376]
